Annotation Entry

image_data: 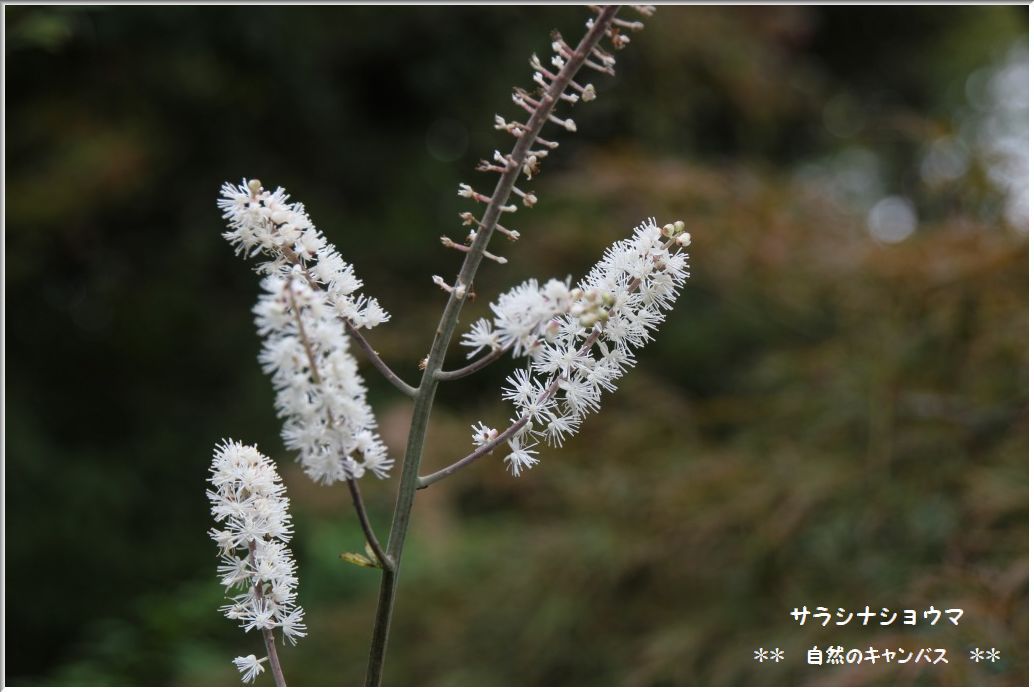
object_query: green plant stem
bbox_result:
[362,6,621,686]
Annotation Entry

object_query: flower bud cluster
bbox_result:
[218,179,389,331]
[473,219,689,475]
[255,272,392,484]
[207,440,306,682]
[446,8,650,268]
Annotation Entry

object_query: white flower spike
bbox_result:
[219,181,394,484]
[468,219,689,474]
[209,441,307,683]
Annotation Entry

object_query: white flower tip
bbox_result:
[563,119,577,133]
[247,179,262,194]
[233,654,266,684]
[677,232,692,247]
[581,84,597,102]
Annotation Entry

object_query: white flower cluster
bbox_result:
[232,654,266,684]
[473,219,690,475]
[255,273,392,484]
[207,441,306,683]
[218,179,389,330]
[218,179,393,484]
[459,277,574,359]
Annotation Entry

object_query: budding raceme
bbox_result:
[449,8,649,269]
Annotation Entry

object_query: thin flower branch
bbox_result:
[417,414,530,489]
[346,477,395,571]
[418,328,602,489]
[279,245,418,398]
[434,347,506,382]
[342,318,419,398]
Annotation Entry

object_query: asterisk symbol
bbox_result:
[985,648,1000,662]
[754,647,768,663]
[770,648,785,663]
[969,648,984,662]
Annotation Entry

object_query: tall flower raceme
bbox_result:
[218,180,393,485]
[208,440,305,685]
[208,6,673,686]
[461,219,691,475]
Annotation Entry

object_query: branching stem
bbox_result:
[363,6,622,686]
[434,347,506,381]
[280,246,418,398]
[419,327,602,489]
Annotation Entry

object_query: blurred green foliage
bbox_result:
[6,5,1027,686]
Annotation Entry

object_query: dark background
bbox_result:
[5,5,1028,686]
